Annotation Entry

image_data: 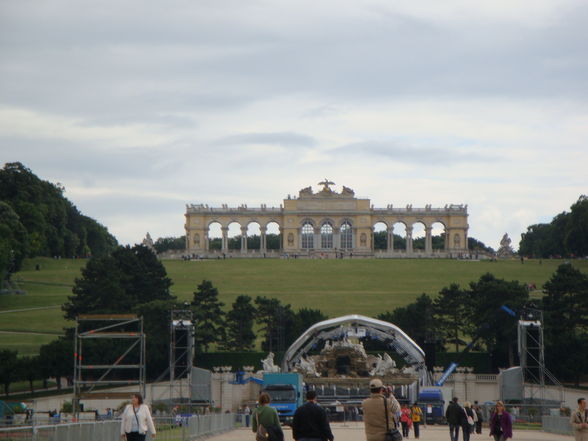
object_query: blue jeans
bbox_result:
[449,423,460,441]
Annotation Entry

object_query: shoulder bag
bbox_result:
[383,397,403,441]
[255,410,269,441]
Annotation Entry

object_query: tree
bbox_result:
[565,195,588,257]
[221,295,257,351]
[63,245,173,319]
[542,264,588,384]
[17,356,41,394]
[466,273,529,368]
[153,236,186,254]
[0,350,19,395]
[255,296,294,352]
[378,294,436,349]
[433,284,469,352]
[0,201,29,276]
[135,299,179,377]
[291,308,328,343]
[0,162,117,259]
[191,280,226,352]
[38,338,73,391]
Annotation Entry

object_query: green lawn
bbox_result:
[1,256,587,356]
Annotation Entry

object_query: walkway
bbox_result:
[208,422,573,440]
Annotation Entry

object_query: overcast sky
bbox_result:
[1,0,587,249]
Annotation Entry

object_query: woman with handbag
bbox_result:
[462,402,475,441]
[252,393,283,441]
[120,393,156,441]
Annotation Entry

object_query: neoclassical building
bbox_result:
[184,181,469,258]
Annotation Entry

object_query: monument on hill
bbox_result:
[184,181,469,258]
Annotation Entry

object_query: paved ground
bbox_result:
[208,422,573,440]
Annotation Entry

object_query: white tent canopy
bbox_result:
[282,314,427,382]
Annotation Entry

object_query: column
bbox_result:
[333,226,341,250]
[204,232,209,251]
[314,227,321,250]
[406,226,413,253]
[425,226,432,254]
[260,226,267,253]
[387,227,394,252]
[240,226,248,253]
[445,229,450,251]
[221,227,228,253]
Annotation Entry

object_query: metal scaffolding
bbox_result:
[169,310,195,409]
[73,314,146,415]
[517,308,563,404]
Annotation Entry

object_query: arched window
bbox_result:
[321,223,333,249]
[340,222,352,249]
[301,223,314,249]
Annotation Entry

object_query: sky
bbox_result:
[1,0,587,250]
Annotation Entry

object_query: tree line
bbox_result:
[0,162,117,279]
[3,245,586,395]
[519,195,588,258]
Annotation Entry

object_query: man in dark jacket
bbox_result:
[445,397,462,441]
[292,390,334,441]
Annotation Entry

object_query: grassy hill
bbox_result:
[1,256,587,356]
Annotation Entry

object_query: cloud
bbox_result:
[332,141,498,165]
[213,132,317,147]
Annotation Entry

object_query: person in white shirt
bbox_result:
[120,393,156,441]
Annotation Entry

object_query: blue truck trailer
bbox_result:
[261,372,304,424]
[418,387,446,424]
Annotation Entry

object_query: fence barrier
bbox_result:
[542,415,573,436]
[0,413,237,441]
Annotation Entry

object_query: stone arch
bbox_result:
[411,221,426,251]
[227,221,242,250]
[266,221,281,250]
[246,221,261,250]
[282,314,427,382]
[373,221,388,250]
[340,220,353,249]
[207,221,222,251]
[320,220,334,249]
[392,221,408,251]
[300,220,314,249]
[431,221,446,251]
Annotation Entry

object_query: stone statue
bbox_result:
[369,353,396,376]
[341,186,355,196]
[142,233,155,251]
[318,179,335,192]
[295,355,320,377]
[299,186,313,197]
[497,233,515,258]
[261,352,280,373]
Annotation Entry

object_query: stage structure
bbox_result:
[185,180,469,258]
[73,315,146,415]
[282,314,429,404]
[517,308,563,404]
[169,310,195,408]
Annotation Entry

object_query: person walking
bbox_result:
[252,393,283,441]
[120,393,156,441]
[244,405,251,428]
[472,401,483,434]
[292,390,334,441]
[570,397,588,441]
[445,397,462,441]
[488,401,512,441]
[411,403,423,439]
[362,379,401,441]
[400,403,412,438]
[462,402,475,441]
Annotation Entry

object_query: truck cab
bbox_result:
[261,373,304,424]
